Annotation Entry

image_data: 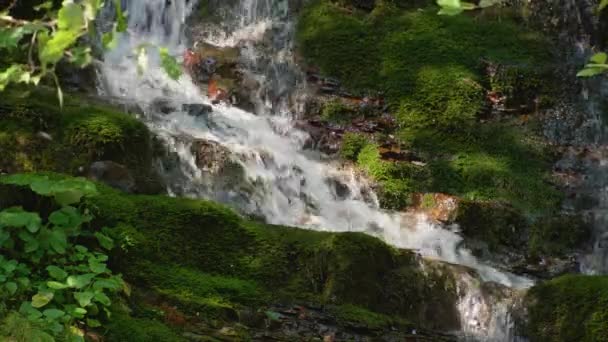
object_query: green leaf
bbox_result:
[69,306,87,319]
[0,64,33,91]
[66,273,95,289]
[67,326,85,342]
[34,1,53,11]
[74,291,94,307]
[75,245,88,254]
[95,232,114,250]
[437,0,464,15]
[0,207,41,233]
[88,259,106,274]
[16,277,30,288]
[32,291,54,308]
[5,282,17,295]
[49,211,70,226]
[43,308,65,319]
[2,260,17,274]
[0,229,11,247]
[461,1,477,10]
[93,278,121,291]
[114,0,128,32]
[47,281,69,290]
[57,2,85,31]
[40,29,81,65]
[19,302,43,319]
[49,229,68,254]
[0,27,28,49]
[479,0,502,8]
[86,318,102,328]
[47,266,69,280]
[24,238,40,253]
[55,190,84,205]
[590,52,608,64]
[84,0,101,21]
[600,0,608,12]
[160,48,182,80]
[576,67,606,77]
[69,46,93,67]
[93,292,111,306]
[102,28,118,50]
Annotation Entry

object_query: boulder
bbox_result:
[182,103,213,117]
[412,193,460,223]
[151,98,176,115]
[190,140,232,173]
[87,161,136,193]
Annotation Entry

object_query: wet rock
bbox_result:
[182,103,213,117]
[151,98,176,114]
[412,193,460,223]
[190,139,232,173]
[87,161,136,193]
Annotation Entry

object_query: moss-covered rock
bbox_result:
[105,308,186,342]
[0,173,461,336]
[0,175,455,331]
[0,87,162,194]
[454,199,528,251]
[525,275,608,342]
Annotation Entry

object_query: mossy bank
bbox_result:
[1,175,461,340]
[295,0,587,259]
[0,87,162,194]
[525,275,608,342]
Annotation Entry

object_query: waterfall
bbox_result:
[97,0,533,340]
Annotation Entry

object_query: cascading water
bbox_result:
[98,0,533,340]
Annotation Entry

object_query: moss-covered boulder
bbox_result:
[525,275,608,342]
[454,200,528,251]
[0,88,162,194]
[85,185,458,328]
[0,174,461,338]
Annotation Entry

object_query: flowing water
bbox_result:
[97,0,534,339]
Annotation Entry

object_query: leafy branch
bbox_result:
[0,0,182,107]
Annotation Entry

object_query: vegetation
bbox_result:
[526,275,608,342]
[0,0,180,106]
[298,0,560,217]
[0,173,124,341]
[0,172,462,337]
[0,88,162,193]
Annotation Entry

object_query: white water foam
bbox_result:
[98,0,533,339]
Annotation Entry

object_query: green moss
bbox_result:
[526,275,608,342]
[329,304,404,330]
[297,1,560,218]
[397,122,561,214]
[106,309,186,342]
[78,181,457,329]
[421,193,435,209]
[1,173,459,331]
[454,199,527,250]
[0,87,161,193]
[321,99,358,124]
[357,143,430,209]
[297,1,549,109]
[528,214,590,258]
[339,132,368,160]
[126,261,263,319]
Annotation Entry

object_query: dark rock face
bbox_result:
[190,139,232,173]
[182,103,213,117]
[151,97,176,114]
[87,160,136,193]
